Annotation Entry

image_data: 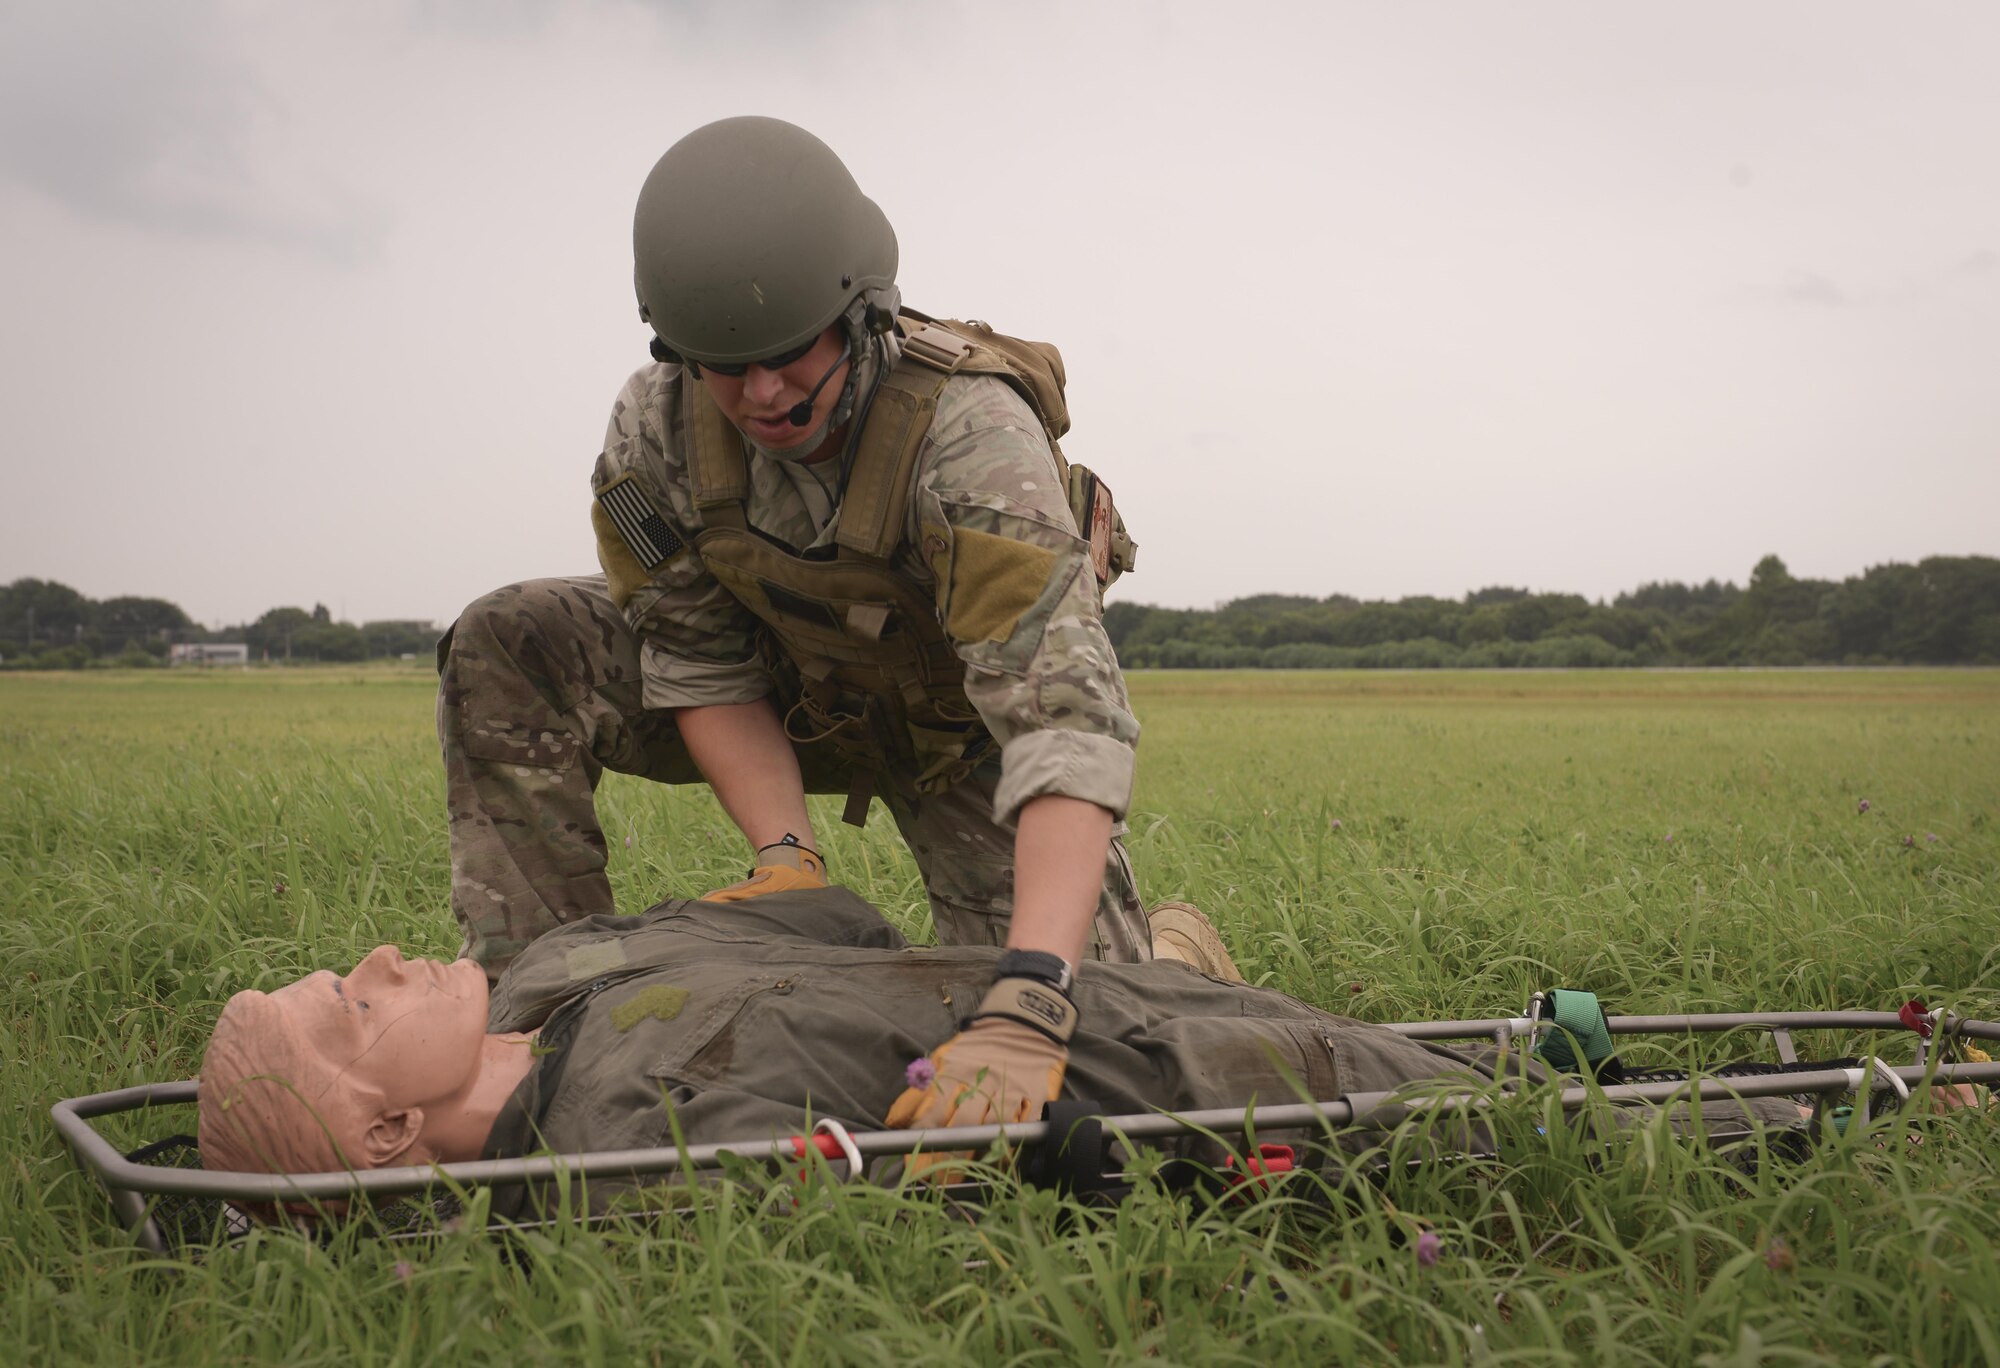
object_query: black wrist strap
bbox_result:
[757,833,820,858]
[994,948,1073,994]
[751,833,824,874]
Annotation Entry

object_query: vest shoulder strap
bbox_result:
[833,329,961,560]
[682,376,750,513]
[836,312,1074,561]
[909,311,1071,444]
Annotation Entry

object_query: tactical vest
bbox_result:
[681,312,1136,821]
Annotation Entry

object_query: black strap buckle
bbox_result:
[1023,1100,1126,1206]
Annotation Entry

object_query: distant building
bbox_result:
[170,643,249,667]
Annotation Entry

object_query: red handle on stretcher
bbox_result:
[1223,1144,1296,1191]
[791,1133,845,1161]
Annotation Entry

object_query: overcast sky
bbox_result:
[2,1,1994,627]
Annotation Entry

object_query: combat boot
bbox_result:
[1147,902,1245,982]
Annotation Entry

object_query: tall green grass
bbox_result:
[5,666,1996,1364]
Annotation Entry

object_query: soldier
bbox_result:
[437,116,1234,1134]
[198,887,1815,1215]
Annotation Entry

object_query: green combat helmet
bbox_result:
[634,116,898,368]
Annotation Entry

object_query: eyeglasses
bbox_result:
[695,338,820,377]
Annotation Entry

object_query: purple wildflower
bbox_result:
[1764,1237,1794,1273]
[393,1260,414,1282]
[1663,833,1674,843]
[904,1057,937,1090]
[624,834,633,849]
[1902,834,1916,848]
[1857,798,1871,814]
[1414,1230,1442,1268]
[1329,818,1343,832]
[1927,833,1939,844]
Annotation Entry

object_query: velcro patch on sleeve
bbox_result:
[596,472,683,570]
[591,502,651,609]
[945,527,1058,644]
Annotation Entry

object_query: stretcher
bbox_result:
[51,997,2000,1254]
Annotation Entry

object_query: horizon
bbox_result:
[16,546,1995,634]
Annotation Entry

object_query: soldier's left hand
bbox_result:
[701,839,826,902]
[885,977,1076,1179]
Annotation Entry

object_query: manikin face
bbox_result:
[696,324,850,456]
[270,945,491,1132]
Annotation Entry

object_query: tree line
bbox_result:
[6,553,1998,671]
[1105,555,2000,668]
[0,579,437,669]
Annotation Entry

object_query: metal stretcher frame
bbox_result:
[52,1007,2000,1254]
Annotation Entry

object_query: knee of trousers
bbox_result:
[443,579,598,663]
[442,578,636,703]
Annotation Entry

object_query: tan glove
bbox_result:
[885,977,1076,1180]
[700,838,826,902]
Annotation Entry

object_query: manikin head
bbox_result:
[198,946,526,1182]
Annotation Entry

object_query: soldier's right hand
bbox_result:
[885,976,1077,1181]
[700,838,827,902]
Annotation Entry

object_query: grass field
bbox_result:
[5,666,1998,1364]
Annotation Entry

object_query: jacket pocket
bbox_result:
[645,973,801,1084]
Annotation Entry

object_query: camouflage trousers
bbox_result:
[438,575,1150,975]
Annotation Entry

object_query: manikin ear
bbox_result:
[361,1108,425,1167]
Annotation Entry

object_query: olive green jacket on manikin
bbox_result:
[479,886,1418,1165]
[478,889,1804,1209]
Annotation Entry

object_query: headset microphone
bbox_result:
[788,339,853,426]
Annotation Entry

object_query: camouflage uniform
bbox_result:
[440,355,1145,975]
[478,888,1808,1213]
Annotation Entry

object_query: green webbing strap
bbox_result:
[1534,990,1617,1077]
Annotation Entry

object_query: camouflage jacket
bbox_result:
[589,346,1139,822]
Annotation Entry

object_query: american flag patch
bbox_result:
[595,473,683,569]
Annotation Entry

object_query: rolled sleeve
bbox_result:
[992,727,1137,823]
[638,639,772,712]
